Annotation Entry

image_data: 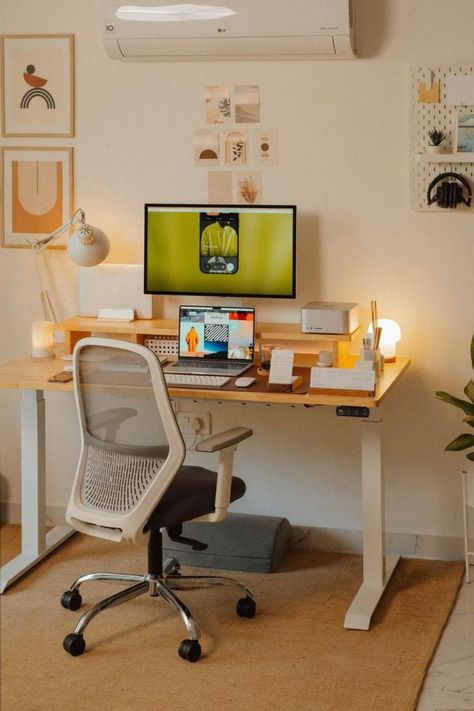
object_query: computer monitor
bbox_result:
[144,204,296,299]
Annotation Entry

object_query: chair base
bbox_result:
[60,556,255,661]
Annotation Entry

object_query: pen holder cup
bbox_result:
[259,344,279,372]
[317,350,333,367]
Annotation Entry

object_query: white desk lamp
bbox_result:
[29,208,109,266]
[27,209,110,357]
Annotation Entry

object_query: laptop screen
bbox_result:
[178,305,255,363]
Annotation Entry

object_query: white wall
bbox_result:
[1,0,473,549]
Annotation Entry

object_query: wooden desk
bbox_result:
[0,345,410,632]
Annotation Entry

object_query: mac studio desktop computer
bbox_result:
[143,204,297,309]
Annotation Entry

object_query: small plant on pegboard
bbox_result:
[427,128,446,153]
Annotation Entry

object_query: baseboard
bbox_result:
[1,501,65,528]
[291,525,465,561]
[0,501,465,562]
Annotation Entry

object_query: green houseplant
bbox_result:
[435,332,474,461]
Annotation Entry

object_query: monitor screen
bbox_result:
[144,204,296,298]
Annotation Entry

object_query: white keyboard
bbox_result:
[164,373,231,388]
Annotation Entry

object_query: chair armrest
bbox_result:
[195,426,253,452]
[192,426,253,524]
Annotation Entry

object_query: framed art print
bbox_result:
[455,111,474,153]
[1,34,74,137]
[1,147,74,248]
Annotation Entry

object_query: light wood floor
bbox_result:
[416,577,474,710]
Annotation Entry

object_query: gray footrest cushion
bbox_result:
[163,513,292,573]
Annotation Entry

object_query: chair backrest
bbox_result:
[66,337,186,543]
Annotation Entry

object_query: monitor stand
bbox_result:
[194,296,244,309]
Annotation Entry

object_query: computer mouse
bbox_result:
[234,377,256,388]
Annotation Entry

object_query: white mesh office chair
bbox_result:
[61,337,255,662]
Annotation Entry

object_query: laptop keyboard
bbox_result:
[164,373,231,388]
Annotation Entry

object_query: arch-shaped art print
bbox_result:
[1,147,74,248]
[1,34,74,137]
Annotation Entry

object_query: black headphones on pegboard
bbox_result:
[427,172,472,209]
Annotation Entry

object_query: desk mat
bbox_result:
[82,365,311,394]
[171,365,311,395]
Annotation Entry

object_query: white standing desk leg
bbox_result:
[344,410,400,630]
[0,389,74,594]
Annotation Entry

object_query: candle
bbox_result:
[31,321,55,359]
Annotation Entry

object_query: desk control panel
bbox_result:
[336,406,370,418]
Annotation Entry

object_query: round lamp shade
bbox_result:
[67,225,110,266]
[368,319,401,361]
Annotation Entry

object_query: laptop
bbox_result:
[164,305,255,377]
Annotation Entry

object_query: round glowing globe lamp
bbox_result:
[368,319,401,362]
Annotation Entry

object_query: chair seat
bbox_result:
[146,466,246,530]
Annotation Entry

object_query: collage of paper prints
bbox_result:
[196,85,277,204]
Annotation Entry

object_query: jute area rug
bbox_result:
[0,524,463,711]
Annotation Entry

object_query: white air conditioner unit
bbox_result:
[99,0,356,61]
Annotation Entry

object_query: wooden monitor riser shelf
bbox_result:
[55,316,360,369]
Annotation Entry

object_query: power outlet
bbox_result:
[176,411,211,435]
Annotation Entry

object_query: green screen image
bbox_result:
[145,204,296,298]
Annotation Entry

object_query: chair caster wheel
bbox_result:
[178,639,201,662]
[63,633,86,656]
[163,557,181,576]
[236,596,256,618]
[61,589,82,611]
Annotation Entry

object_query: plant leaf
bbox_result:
[466,379,474,403]
[445,433,474,451]
[463,415,474,428]
[471,332,474,370]
[435,390,474,415]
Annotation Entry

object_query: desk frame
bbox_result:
[0,390,74,593]
[0,346,409,631]
[347,410,400,629]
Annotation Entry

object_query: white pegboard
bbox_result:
[410,65,474,211]
[144,335,178,356]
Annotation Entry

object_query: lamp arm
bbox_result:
[33,251,57,322]
[26,208,85,253]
